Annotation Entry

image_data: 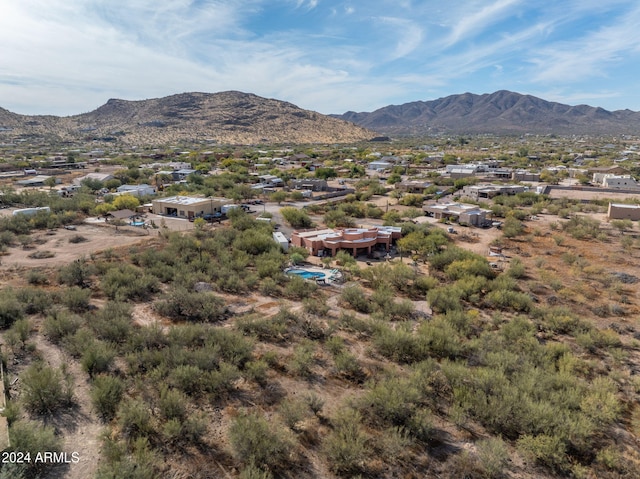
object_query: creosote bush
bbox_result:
[21,362,74,414]
[229,411,294,470]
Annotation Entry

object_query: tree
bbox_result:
[315,167,337,180]
[270,191,288,205]
[44,176,57,190]
[112,194,140,211]
[280,207,312,228]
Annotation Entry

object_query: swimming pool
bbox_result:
[286,269,327,280]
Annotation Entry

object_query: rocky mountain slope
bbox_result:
[334,90,640,135]
[0,91,375,144]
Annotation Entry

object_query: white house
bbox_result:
[115,184,156,197]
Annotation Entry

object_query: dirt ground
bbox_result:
[0,224,151,270]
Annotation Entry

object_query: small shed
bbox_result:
[273,232,289,251]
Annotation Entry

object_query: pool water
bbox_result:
[287,270,326,280]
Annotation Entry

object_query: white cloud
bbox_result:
[375,17,424,60]
[445,0,522,47]
[529,6,640,84]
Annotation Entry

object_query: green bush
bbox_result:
[42,311,82,344]
[517,434,568,473]
[341,284,371,313]
[229,411,293,470]
[6,420,62,477]
[101,264,160,301]
[21,362,74,414]
[81,341,115,377]
[58,258,94,287]
[279,397,311,430]
[155,288,228,322]
[91,374,125,420]
[288,340,316,378]
[61,286,92,312]
[91,302,133,343]
[358,377,421,427]
[158,387,187,420]
[15,287,54,315]
[0,289,25,329]
[476,437,510,478]
[323,408,369,474]
[118,398,153,440]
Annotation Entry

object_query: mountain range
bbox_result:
[2,90,640,145]
[0,91,374,145]
[333,90,640,136]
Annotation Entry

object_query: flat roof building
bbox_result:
[291,226,402,257]
[152,196,231,220]
[424,202,491,226]
[608,203,640,221]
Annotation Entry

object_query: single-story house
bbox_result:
[291,226,402,257]
[151,196,231,220]
[424,202,491,226]
[115,184,156,197]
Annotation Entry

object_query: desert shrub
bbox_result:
[334,351,363,380]
[279,397,312,430]
[280,207,312,228]
[236,314,288,342]
[283,275,317,300]
[337,312,373,335]
[26,269,50,285]
[6,420,62,477]
[359,377,421,427]
[323,408,369,475]
[158,387,187,420]
[81,341,115,377]
[91,302,133,343]
[446,258,494,281]
[91,374,125,420]
[5,318,31,350]
[239,463,274,479]
[484,289,532,312]
[288,340,316,378]
[244,360,269,385]
[202,362,241,398]
[428,246,477,271]
[418,317,462,359]
[101,264,160,301]
[374,325,429,364]
[303,297,330,316]
[62,328,97,357]
[68,234,88,243]
[61,286,92,312]
[413,275,440,294]
[229,411,294,470]
[517,434,568,473]
[58,258,94,287]
[476,437,510,478]
[14,287,54,315]
[118,398,153,440]
[96,436,158,479]
[21,362,74,414]
[427,285,463,313]
[169,365,204,396]
[28,250,55,259]
[259,277,281,297]
[155,288,228,322]
[0,289,25,328]
[341,284,371,313]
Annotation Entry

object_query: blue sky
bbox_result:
[3,0,640,116]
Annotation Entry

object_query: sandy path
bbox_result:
[33,335,103,479]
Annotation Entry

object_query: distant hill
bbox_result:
[0,91,375,144]
[333,90,640,135]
